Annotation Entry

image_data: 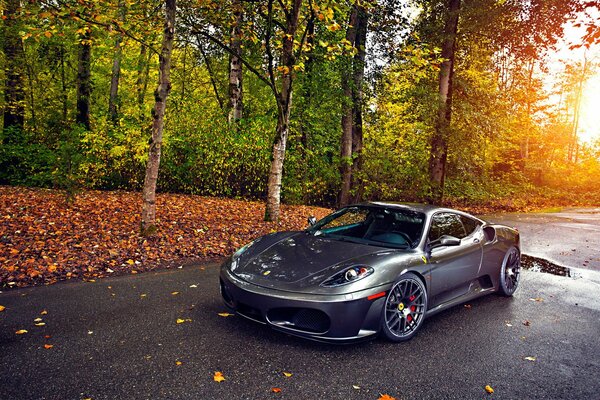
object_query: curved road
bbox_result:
[1,209,599,400]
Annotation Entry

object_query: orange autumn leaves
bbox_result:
[0,186,331,288]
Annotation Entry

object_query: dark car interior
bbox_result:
[316,208,425,248]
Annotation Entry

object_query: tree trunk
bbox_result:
[569,54,587,163]
[228,0,243,123]
[339,6,358,207]
[350,6,368,204]
[76,26,92,130]
[141,0,176,236]
[108,35,123,125]
[339,5,368,207]
[136,44,149,109]
[264,0,302,222]
[2,0,26,131]
[427,0,461,204]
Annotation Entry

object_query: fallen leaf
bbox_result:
[140,294,147,298]
[213,371,225,382]
[0,305,5,312]
[126,259,135,265]
[522,320,531,326]
[189,284,198,288]
[176,318,186,324]
[88,331,93,335]
[218,312,234,317]
[352,385,360,390]
[35,322,46,326]
[485,385,494,394]
[283,372,292,377]
[15,329,28,335]
[271,388,282,393]
[34,317,43,322]
[464,304,472,309]
[44,344,53,349]
[171,291,180,295]
[505,323,513,327]
[378,395,396,400]
[175,361,182,366]
[40,310,48,315]
[529,297,543,302]
[44,335,51,339]
[524,356,536,361]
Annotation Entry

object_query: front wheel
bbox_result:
[499,247,521,296]
[381,273,428,342]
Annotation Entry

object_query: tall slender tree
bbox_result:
[141,0,176,235]
[339,3,369,207]
[427,0,460,204]
[228,0,244,123]
[76,25,92,130]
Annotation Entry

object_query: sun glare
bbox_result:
[579,72,600,144]
[545,8,600,146]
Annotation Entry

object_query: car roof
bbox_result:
[352,201,482,220]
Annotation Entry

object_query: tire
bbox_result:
[381,273,428,342]
[499,246,521,296]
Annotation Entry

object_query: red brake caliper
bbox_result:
[408,294,417,318]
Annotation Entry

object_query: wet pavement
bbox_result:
[1,208,600,399]
[482,208,600,272]
[1,263,599,400]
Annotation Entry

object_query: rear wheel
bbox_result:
[381,273,428,342]
[499,247,521,296]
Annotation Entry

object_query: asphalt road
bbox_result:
[1,264,599,400]
[482,208,600,272]
[2,208,600,400]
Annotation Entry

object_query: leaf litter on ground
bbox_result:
[0,187,331,288]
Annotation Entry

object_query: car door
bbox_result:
[427,212,483,308]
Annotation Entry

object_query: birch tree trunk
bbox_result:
[427,0,461,204]
[264,0,302,222]
[141,0,176,236]
[228,0,243,123]
[2,0,26,131]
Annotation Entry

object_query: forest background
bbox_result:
[2,0,600,225]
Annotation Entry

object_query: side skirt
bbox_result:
[425,287,496,318]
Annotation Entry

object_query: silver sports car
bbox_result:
[219,202,521,342]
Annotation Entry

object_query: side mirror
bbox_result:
[430,235,461,249]
[307,216,317,227]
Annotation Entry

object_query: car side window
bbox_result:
[459,215,481,237]
[428,213,467,242]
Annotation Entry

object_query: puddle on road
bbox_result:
[521,254,582,279]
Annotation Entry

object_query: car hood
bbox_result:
[231,232,391,290]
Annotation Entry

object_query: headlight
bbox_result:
[320,266,373,287]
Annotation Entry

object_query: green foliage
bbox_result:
[1,0,598,212]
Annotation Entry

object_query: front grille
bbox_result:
[267,308,330,334]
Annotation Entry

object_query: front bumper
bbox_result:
[219,267,390,343]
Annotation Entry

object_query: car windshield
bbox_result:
[307,206,426,249]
